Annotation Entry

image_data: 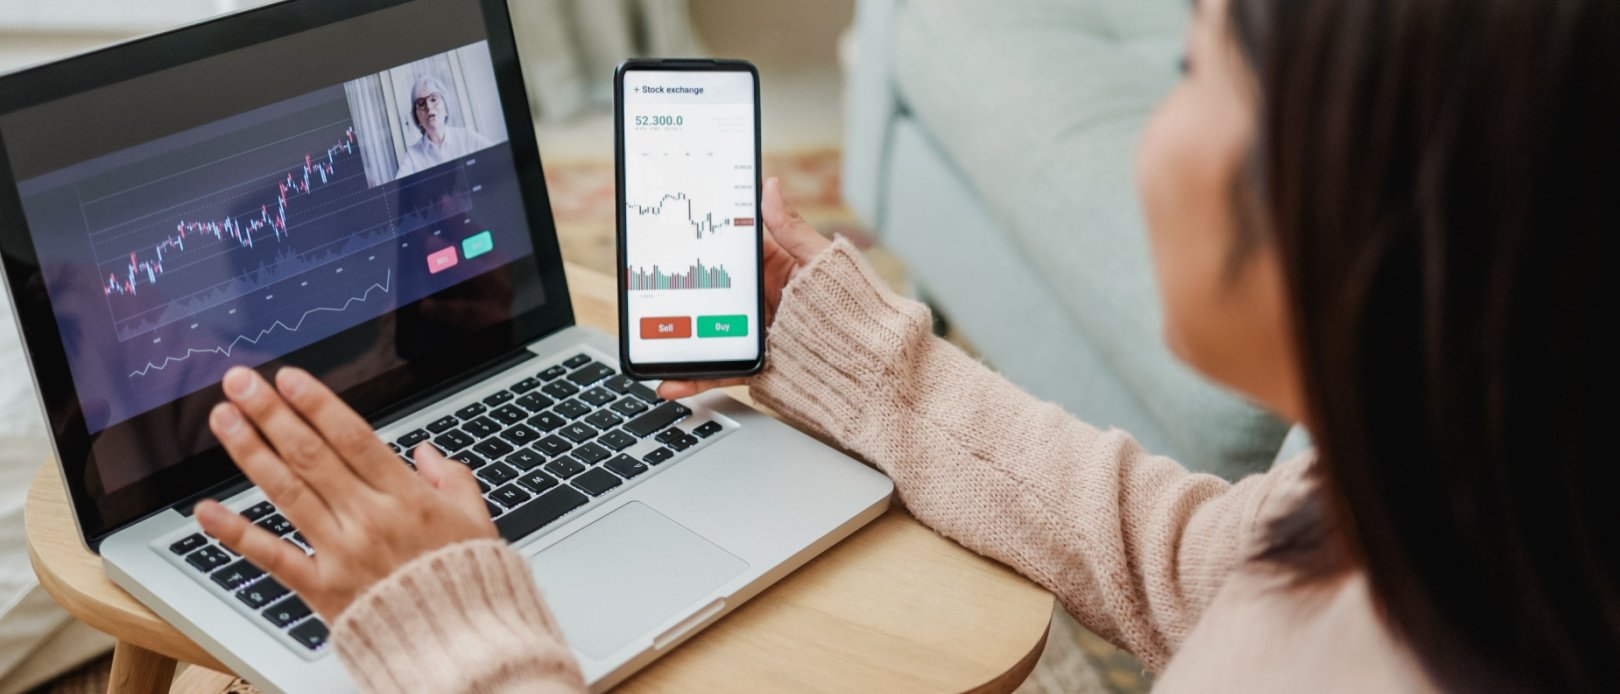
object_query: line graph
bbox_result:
[625,191,753,240]
[126,269,392,378]
[102,128,356,298]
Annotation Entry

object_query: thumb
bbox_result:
[414,444,484,509]
[762,177,831,264]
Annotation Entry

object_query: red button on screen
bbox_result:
[640,316,692,339]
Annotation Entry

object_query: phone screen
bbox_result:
[619,66,762,374]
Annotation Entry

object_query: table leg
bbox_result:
[107,640,177,694]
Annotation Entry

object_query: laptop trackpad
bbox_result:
[527,502,748,660]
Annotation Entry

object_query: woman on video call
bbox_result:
[190,0,1618,690]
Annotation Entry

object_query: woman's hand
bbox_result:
[194,366,497,620]
[657,176,831,400]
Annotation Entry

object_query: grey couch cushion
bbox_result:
[890,0,1288,473]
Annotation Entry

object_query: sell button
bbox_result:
[640,316,692,339]
[697,315,748,338]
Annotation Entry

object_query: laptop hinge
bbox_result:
[368,345,538,429]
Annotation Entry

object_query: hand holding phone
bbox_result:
[655,177,831,400]
[616,59,765,379]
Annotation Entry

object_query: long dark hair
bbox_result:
[1228,0,1620,691]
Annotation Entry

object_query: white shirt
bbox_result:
[395,125,494,178]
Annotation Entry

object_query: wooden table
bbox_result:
[24,261,1054,693]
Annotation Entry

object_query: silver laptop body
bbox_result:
[0,0,892,690]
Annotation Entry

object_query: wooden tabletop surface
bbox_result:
[24,261,1054,692]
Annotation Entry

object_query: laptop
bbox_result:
[0,0,893,690]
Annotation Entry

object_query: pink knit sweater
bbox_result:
[331,239,1437,692]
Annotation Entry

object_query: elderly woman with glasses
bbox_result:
[395,74,493,178]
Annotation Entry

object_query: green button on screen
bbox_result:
[461,230,494,259]
[697,314,749,338]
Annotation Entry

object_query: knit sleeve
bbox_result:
[331,539,585,694]
[750,237,1308,670]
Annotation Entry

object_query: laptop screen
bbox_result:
[0,0,570,544]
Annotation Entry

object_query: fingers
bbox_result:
[273,367,406,494]
[195,499,318,592]
[414,444,485,512]
[762,177,831,263]
[210,402,339,542]
[657,378,747,400]
[223,367,365,508]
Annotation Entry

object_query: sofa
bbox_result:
[842,0,1302,478]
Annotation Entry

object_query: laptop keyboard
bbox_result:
[156,350,732,657]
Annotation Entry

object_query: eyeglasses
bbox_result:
[413,93,443,112]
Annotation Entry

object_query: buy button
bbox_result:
[697,315,749,338]
[640,316,692,339]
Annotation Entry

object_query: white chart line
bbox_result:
[127,270,392,378]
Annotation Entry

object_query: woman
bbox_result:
[194,0,1619,690]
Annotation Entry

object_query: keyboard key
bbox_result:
[499,424,540,447]
[473,438,515,459]
[515,392,555,413]
[602,375,639,395]
[605,454,648,479]
[211,559,265,591]
[579,387,617,408]
[454,402,488,419]
[517,470,558,494]
[693,421,724,438]
[240,502,276,522]
[626,381,662,404]
[510,377,541,394]
[541,380,579,400]
[292,531,309,547]
[477,463,518,485]
[571,442,610,465]
[552,399,591,420]
[396,429,431,448]
[289,618,329,650]
[573,468,623,496]
[568,363,616,387]
[538,365,568,381]
[562,354,592,368]
[544,458,586,479]
[527,411,567,432]
[263,595,311,628]
[504,448,545,471]
[235,577,288,609]
[494,486,589,541]
[433,429,475,453]
[610,397,649,417]
[490,404,528,425]
[624,401,692,437]
[456,451,489,470]
[535,435,574,457]
[491,484,532,508]
[185,546,231,572]
[462,416,501,438]
[256,514,294,536]
[668,434,700,452]
[426,415,460,434]
[559,422,599,444]
[482,390,515,406]
[656,427,685,443]
[598,430,637,451]
[485,500,502,517]
[169,533,207,555]
[388,442,402,454]
[643,447,674,466]
[477,479,490,494]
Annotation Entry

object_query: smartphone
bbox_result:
[615,58,765,380]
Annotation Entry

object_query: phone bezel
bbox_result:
[614,58,767,380]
